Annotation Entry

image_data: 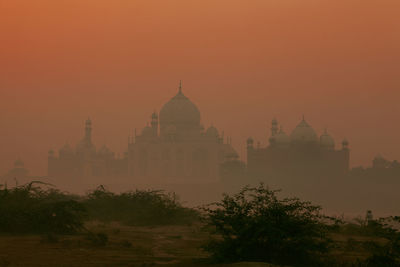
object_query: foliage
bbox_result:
[83,186,198,226]
[202,184,332,266]
[331,214,400,266]
[0,182,86,234]
[360,217,400,266]
[0,182,198,234]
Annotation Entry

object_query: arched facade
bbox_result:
[48,83,238,184]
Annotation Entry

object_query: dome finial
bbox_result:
[179,80,182,94]
[302,114,305,121]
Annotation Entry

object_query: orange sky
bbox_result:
[0,0,399,176]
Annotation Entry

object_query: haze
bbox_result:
[1,0,400,176]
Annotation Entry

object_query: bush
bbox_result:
[0,182,86,234]
[83,186,198,226]
[361,217,400,266]
[202,184,332,266]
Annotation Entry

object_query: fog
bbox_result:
[1,0,400,218]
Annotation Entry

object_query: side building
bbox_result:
[246,117,350,182]
[48,119,127,182]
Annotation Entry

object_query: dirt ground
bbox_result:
[0,221,381,267]
[0,222,277,267]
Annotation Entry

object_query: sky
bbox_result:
[0,0,399,176]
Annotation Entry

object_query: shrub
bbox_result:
[0,182,86,234]
[202,184,332,266]
[361,217,400,266]
[83,186,198,226]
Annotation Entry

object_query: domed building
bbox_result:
[159,86,202,138]
[48,118,125,182]
[1,158,44,186]
[247,117,350,181]
[48,82,238,184]
[320,129,335,150]
[128,82,237,183]
[5,159,29,180]
[290,117,318,144]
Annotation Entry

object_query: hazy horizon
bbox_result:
[1,0,400,176]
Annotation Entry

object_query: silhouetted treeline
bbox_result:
[0,182,85,234]
[2,181,400,266]
[85,186,198,226]
[0,182,198,234]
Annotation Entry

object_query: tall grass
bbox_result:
[0,182,85,234]
[84,186,198,226]
[0,182,198,234]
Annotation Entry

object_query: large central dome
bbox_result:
[290,117,318,143]
[159,85,201,135]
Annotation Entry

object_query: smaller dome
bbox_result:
[224,145,239,161]
[247,137,254,144]
[60,143,73,154]
[275,127,290,145]
[98,145,114,158]
[373,154,388,168]
[48,149,55,158]
[320,129,335,149]
[206,125,219,137]
[98,145,111,155]
[14,158,24,168]
[141,125,153,136]
[151,112,158,119]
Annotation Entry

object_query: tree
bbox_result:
[203,184,332,266]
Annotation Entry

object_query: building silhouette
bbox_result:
[246,117,350,181]
[48,84,353,186]
[350,154,400,180]
[1,159,45,186]
[2,159,30,184]
[48,83,238,184]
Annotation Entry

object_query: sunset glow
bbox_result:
[1,0,399,175]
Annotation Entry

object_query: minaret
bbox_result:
[247,137,254,150]
[151,111,158,136]
[85,118,92,143]
[271,118,278,137]
[178,80,182,94]
[342,138,350,172]
[342,138,349,150]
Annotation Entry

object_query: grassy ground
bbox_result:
[0,221,277,267]
[0,220,384,267]
[0,222,202,267]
